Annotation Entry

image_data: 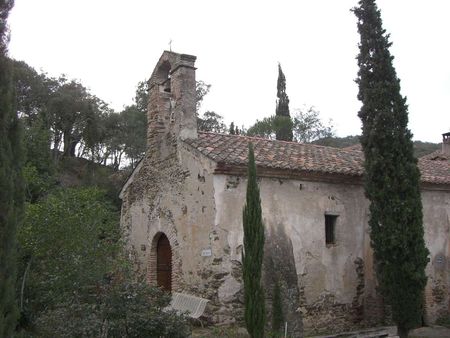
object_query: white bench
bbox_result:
[166,292,209,319]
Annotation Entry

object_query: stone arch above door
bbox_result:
[148,229,181,291]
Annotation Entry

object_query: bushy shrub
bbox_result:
[35,278,190,338]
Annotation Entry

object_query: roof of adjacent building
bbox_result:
[184,132,450,186]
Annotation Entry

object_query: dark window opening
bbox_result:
[325,214,338,245]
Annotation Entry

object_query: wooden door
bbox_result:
[156,234,172,291]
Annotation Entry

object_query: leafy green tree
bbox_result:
[247,107,333,143]
[292,106,334,143]
[18,188,120,320]
[12,61,56,201]
[134,80,149,114]
[18,187,190,336]
[47,78,91,157]
[275,64,292,141]
[242,143,265,337]
[247,115,288,140]
[354,1,429,336]
[0,0,23,335]
[312,135,360,148]
[47,77,110,159]
[120,105,146,167]
[198,111,226,133]
[0,0,13,53]
[21,117,55,201]
[196,80,211,113]
[12,60,52,126]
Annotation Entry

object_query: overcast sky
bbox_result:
[8,0,450,143]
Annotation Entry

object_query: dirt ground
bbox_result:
[192,325,450,338]
[409,325,450,338]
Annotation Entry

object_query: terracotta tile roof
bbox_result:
[419,150,449,161]
[183,132,450,186]
[418,151,450,185]
[343,143,363,151]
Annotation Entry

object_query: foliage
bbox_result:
[0,1,24,335]
[0,0,14,54]
[134,79,149,114]
[229,121,236,135]
[34,275,190,338]
[228,122,242,135]
[12,60,149,169]
[292,106,334,143]
[247,107,333,143]
[17,186,190,336]
[242,143,265,338]
[412,141,440,158]
[354,0,429,336]
[120,105,147,167]
[312,135,360,148]
[196,80,211,112]
[12,60,52,126]
[271,280,283,334]
[18,188,120,320]
[247,115,291,140]
[198,111,227,133]
[275,64,292,141]
[22,163,55,202]
[314,136,439,159]
[436,315,450,329]
[247,116,276,139]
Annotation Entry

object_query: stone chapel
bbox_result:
[119,51,450,334]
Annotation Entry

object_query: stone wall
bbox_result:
[422,189,450,323]
[121,148,450,333]
[120,50,449,335]
[213,175,370,333]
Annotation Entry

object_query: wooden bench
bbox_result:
[165,292,209,319]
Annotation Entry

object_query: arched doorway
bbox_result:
[156,233,172,291]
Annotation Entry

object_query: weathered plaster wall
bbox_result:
[213,174,370,334]
[213,174,450,332]
[422,189,450,323]
[121,153,450,333]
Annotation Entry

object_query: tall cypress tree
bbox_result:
[275,64,293,141]
[353,1,429,337]
[0,0,23,335]
[242,143,265,338]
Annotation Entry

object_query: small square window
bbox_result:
[325,214,338,245]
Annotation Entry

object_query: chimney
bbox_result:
[146,51,197,159]
[443,132,450,155]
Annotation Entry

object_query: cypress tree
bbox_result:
[229,121,236,135]
[353,1,429,337]
[271,279,283,334]
[275,64,293,141]
[0,0,23,335]
[242,143,265,338]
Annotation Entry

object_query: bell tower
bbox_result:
[147,51,197,159]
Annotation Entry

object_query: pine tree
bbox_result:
[353,1,429,337]
[275,64,293,141]
[242,143,265,338]
[0,0,23,335]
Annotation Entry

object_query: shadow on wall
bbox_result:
[264,223,303,337]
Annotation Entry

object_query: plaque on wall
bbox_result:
[201,248,212,257]
[434,253,446,271]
